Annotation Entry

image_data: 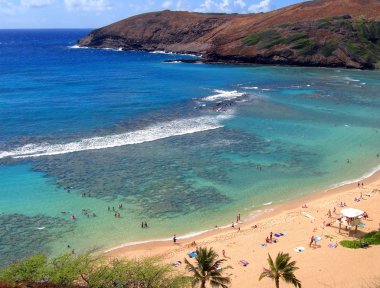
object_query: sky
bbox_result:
[0,0,307,28]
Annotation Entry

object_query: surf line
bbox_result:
[0,115,231,159]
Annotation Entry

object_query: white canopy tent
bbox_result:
[341,208,364,218]
[337,208,364,235]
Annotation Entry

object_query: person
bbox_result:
[270,232,273,240]
[363,211,368,219]
[237,227,241,232]
[190,241,197,247]
[231,222,235,228]
[173,234,177,244]
[266,236,271,243]
[361,182,364,188]
[251,224,258,229]
[358,182,360,188]
[309,235,315,247]
[141,221,144,228]
[144,221,148,228]
[327,209,332,218]
[108,206,110,212]
[302,204,308,208]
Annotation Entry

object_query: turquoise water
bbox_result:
[1,30,380,266]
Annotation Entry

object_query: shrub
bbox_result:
[320,41,338,57]
[243,33,262,45]
[0,252,190,288]
[0,254,48,282]
[340,231,380,249]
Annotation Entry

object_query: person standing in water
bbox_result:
[173,234,177,244]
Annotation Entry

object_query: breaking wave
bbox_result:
[201,90,246,102]
[0,115,231,159]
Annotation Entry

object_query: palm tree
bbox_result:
[259,252,301,288]
[185,247,230,288]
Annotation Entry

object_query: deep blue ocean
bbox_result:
[1,29,380,266]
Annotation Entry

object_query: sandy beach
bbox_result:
[103,169,380,287]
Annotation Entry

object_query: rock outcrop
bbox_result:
[79,0,380,69]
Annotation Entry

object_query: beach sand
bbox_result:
[105,172,380,288]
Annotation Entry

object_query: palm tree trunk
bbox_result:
[276,277,280,288]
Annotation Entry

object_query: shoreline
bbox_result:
[104,163,380,255]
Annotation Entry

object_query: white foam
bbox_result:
[242,86,259,90]
[343,77,360,82]
[68,44,88,49]
[0,115,231,159]
[328,164,380,189]
[202,90,245,102]
[150,50,200,57]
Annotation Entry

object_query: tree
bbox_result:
[185,247,230,288]
[0,254,48,282]
[259,252,301,288]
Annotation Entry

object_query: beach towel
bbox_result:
[293,246,305,253]
[358,222,365,227]
[281,232,286,236]
[328,244,338,248]
[354,198,360,202]
[274,233,281,238]
[315,236,322,242]
[261,243,267,247]
[188,252,197,258]
[240,260,249,266]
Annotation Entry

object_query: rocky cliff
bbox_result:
[79,0,380,69]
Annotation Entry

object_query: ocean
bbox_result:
[0,29,379,266]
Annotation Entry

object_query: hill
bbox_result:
[78,0,380,69]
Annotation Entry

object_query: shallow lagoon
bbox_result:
[1,30,380,266]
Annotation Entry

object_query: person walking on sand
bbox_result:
[222,249,227,258]
[309,235,315,247]
[270,232,273,241]
[173,234,177,244]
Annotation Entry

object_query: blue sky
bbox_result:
[0,0,307,28]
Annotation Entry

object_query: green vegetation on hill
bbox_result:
[340,231,380,249]
[242,16,380,68]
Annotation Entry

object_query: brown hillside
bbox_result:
[79,0,380,69]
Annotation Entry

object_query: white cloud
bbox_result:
[195,0,255,13]
[162,0,172,8]
[21,0,52,8]
[0,0,17,14]
[0,0,52,14]
[219,0,230,11]
[233,0,246,9]
[64,0,112,11]
[248,0,271,13]
[175,0,190,10]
